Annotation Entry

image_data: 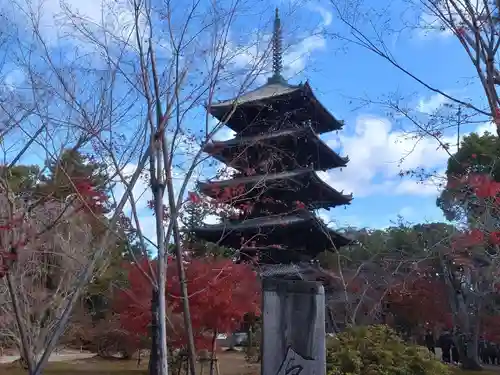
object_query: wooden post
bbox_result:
[261,278,326,375]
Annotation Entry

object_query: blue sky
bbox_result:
[0,0,496,242]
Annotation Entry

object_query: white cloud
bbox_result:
[309,5,333,27]
[320,211,362,229]
[229,33,327,84]
[416,11,454,39]
[416,0,482,40]
[230,8,331,84]
[212,126,236,142]
[398,206,414,218]
[136,215,158,245]
[7,0,145,49]
[476,121,497,135]
[319,115,456,198]
[2,68,25,91]
[394,173,445,196]
[417,93,449,114]
[284,34,326,78]
[110,163,151,212]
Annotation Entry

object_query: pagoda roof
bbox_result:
[198,168,352,210]
[192,210,353,252]
[238,247,324,265]
[209,81,343,134]
[204,126,348,171]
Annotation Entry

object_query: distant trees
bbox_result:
[436,130,500,369]
[317,223,453,328]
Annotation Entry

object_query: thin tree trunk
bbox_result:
[227,333,236,351]
[209,330,217,375]
[6,274,34,374]
[151,139,168,375]
[248,326,253,349]
[162,134,197,375]
[149,288,160,375]
[455,317,481,370]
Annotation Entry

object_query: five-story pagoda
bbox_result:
[192,9,352,266]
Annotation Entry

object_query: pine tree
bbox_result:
[38,149,110,208]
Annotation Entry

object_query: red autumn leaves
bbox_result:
[387,170,500,330]
[74,179,108,214]
[187,182,308,219]
[386,277,450,328]
[116,257,260,350]
[447,172,500,248]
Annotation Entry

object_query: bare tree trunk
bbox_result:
[149,289,160,375]
[209,330,217,375]
[227,333,236,351]
[456,308,482,370]
[6,274,34,374]
[162,133,197,375]
[442,258,482,370]
[150,137,168,375]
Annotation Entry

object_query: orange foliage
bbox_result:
[116,257,260,350]
[385,277,451,328]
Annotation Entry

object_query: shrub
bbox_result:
[326,325,450,375]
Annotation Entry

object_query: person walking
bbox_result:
[451,342,460,364]
[439,330,453,363]
[424,330,435,354]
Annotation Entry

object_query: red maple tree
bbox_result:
[168,257,260,349]
[115,259,154,346]
[386,276,450,329]
[383,172,500,334]
[116,257,260,351]
[441,171,500,345]
[445,173,500,272]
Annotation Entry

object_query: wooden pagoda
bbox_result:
[192,9,353,265]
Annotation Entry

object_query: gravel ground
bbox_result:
[0,350,96,364]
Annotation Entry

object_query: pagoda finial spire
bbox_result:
[268,8,286,84]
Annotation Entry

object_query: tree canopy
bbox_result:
[437,131,500,223]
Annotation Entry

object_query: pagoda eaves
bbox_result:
[204,126,349,172]
[209,81,344,135]
[192,210,352,252]
[198,168,352,210]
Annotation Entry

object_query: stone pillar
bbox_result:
[261,278,326,375]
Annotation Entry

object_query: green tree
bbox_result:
[38,148,111,207]
[437,131,500,223]
[181,200,208,244]
[0,164,40,193]
[181,197,234,258]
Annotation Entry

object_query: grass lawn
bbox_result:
[0,351,260,375]
[450,367,500,375]
[2,352,500,375]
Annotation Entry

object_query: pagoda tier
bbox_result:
[204,126,348,172]
[192,9,353,266]
[209,81,344,136]
[192,210,351,254]
[238,246,322,265]
[198,168,352,211]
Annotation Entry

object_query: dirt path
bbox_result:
[0,350,96,364]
